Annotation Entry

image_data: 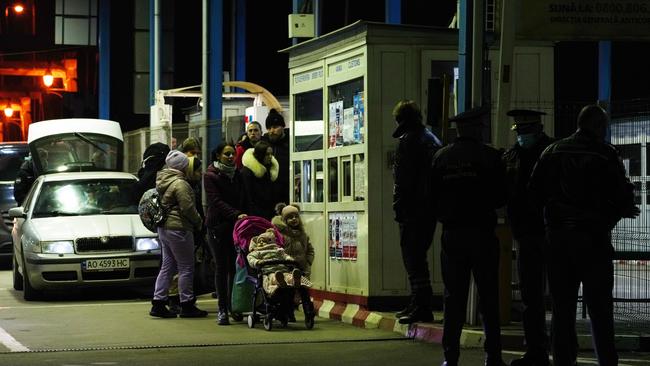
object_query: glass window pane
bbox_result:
[65,0,89,15]
[328,157,338,202]
[328,78,364,148]
[354,154,365,201]
[63,18,89,45]
[315,159,324,203]
[302,160,312,202]
[342,159,351,197]
[617,143,641,176]
[293,161,302,203]
[294,90,324,152]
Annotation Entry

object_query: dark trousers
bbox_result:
[514,235,549,355]
[441,227,502,363]
[399,221,436,306]
[546,228,617,366]
[207,224,236,312]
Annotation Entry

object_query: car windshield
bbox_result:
[32,179,138,217]
[0,147,29,181]
[30,133,121,174]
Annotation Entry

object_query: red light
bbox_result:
[13,4,24,14]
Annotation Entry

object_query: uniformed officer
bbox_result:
[529,104,639,366]
[431,106,507,366]
[391,100,441,324]
[502,110,553,366]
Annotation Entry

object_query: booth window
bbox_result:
[302,160,312,202]
[294,90,324,152]
[328,157,338,202]
[328,78,364,148]
[293,161,301,202]
[315,159,324,202]
[342,157,352,199]
[354,154,365,201]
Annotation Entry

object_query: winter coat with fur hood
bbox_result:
[271,215,315,277]
[156,168,202,232]
[240,148,280,220]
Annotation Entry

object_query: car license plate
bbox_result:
[83,258,130,271]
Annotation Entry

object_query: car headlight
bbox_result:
[136,237,159,251]
[41,241,75,254]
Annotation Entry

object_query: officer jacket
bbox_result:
[431,136,507,229]
[529,130,636,231]
[502,133,553,238]
[392,125,441,223]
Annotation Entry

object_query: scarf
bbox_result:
[215,161,236,179]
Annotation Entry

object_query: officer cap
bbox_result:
[507,109,546,130]
[448,105,489,125]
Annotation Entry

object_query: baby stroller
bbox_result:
[232,216,315,331]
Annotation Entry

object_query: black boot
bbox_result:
[167,295,181,315]
[179,298,208,318]
[149,299,177,318]
[396,296,416,318]
[509,351,550,366]
[398,306,434,324]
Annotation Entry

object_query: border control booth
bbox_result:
[282,21,554,312]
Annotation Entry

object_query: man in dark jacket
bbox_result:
[262,109,290,205]
[432,106,507,366]
[502,110,553,366]
[391,100,441,324]
[133,142,170,201]
[529,104,639,366]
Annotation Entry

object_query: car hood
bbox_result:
[31,215,154,241]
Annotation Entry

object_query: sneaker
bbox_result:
[274,271,288,287]
[292,269,302,288]
[217,310,230,325]
[149,300,177,318]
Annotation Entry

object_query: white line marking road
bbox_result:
[0,325,29,352]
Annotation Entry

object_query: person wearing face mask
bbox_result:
[529,105,639,366]
[235,121,263,170]
[204,142,248,325]
[502,109,553,366]
[241,140,280,220]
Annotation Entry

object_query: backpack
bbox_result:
[138,188,168,232]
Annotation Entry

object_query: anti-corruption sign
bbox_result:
[517,0,650,40]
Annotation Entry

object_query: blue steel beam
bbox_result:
[208,0,223,153]
[458,0,473,113]
[235,0,246,82]
[98,0,110,119]
[385,0,401,24]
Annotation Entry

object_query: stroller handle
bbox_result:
[259,259,299,268]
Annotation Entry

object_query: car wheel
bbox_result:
[22,257,41,301]
[13,256,23,291]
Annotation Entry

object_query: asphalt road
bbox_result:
[0,260,649,366]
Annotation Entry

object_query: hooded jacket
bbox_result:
[271,215,314,277]
[240,148,280,219]
[246,231,293,275]
[156,168,202,232]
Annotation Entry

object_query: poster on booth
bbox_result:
[353,92,364,144]
[328,212,358,260]
[328,100,344,148]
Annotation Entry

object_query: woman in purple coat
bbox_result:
[204,142,248,325]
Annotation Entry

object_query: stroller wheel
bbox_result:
[231,312,244,322]
[247,314,256,328]
[305,314,315,329]
[263,315,273,331]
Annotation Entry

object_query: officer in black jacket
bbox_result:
[391,100,441,324]
[502,110,553,366]
[432,106,507,366]
[529,104,639,366]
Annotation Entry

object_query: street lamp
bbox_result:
[4,106,13,117]
[43,68,54,87]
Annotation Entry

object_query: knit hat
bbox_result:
[281,204,299,218]
[265,108,285,129]
[165,150,189,171]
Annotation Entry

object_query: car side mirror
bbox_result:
[8,207,26,218]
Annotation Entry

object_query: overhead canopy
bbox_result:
[223,81,283,111]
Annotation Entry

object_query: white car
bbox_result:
[10,171,161,300]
